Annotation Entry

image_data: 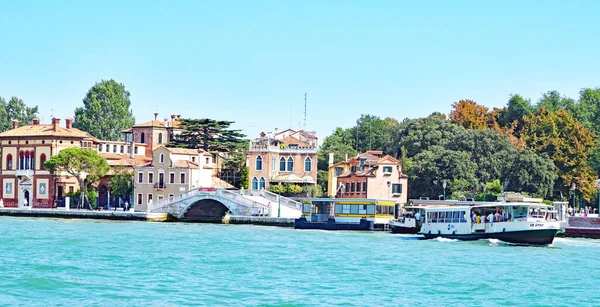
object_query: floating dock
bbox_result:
[0,208,172,222]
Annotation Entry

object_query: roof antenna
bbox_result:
[304,92,307,131]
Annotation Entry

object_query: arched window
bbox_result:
[287,157,294,171]
[160,153,164,164]
[259,177,266,189]
[304,157,312,172]
[29,151,34,170]
[40,154,47,170]
[158,133,163,144]
[6,154,12,170]
[255,155,263,171]
[140,132,145,144]
[279,157,286,171]
[19,151,24,170]
[251,177,258,190]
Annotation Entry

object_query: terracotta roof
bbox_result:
[337,167,376,178]
[173,160,199,168]
[165,147,200,155]
[280,136,311,147]
[100,153,152,167]
[0,124,99,140]
[377,155,399,164]
[133,120,181,128]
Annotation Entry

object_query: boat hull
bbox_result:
[422,228,560,245]
[390,224,420,234]
[294,217,374,231]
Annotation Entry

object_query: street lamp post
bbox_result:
[442,181,447,200]
[483,185,487,202]
[571,182,577,212]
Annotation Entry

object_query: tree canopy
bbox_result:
[45,148,109,209]
[168,118,246,153]
[0,96,39,131]
[73,80,135,141]
[110,166,134,201]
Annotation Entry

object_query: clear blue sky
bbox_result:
[1,0,599,140]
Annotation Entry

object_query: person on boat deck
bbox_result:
[414,211,421,222]
[476,214,481,224]
[472,212,477,223]
[481,214,486,223]
[487,212,494,223]
[494,211,500,222]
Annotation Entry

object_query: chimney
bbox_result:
[164,118,168,128]
[274,128,278,134]
[32,118,40,125]
[154,112,159,121]
[345,153,348,162]
[12,119,18,129]
[176,114,181,120]
[129,139,135,158]
[65,118,72,129]
[52,118,60,132]
[328,152,334,167]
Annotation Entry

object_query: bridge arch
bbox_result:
[180,196,231,222]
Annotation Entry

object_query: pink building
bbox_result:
[248,129,318,190]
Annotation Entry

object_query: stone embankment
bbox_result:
[561,217,600,239]
[0,208,172,222]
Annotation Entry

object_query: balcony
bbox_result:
[154,182,166,190]
[15,169,33,179]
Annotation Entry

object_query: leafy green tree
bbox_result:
[522,109,596,200]
[317,127,356,170]
[503,150,557,198]
[0,96,39,131]
[485,179,503,194]
[536,91,576,113]
[73,80,135,141]
[239,167,249,189]
[45,148,110,210]
[267,184,286,194]
[501,94,534,128]
[168,118,246,153]
[110,166,134,201]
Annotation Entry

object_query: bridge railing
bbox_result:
[216,189,269,210]
[147,189,201,212]
[244,189,302,211]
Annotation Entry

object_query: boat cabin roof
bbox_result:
[296,198,398,206]
[420,202,553,211]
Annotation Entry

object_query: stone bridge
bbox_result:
[147,188,302,222]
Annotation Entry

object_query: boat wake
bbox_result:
[434,237,459,243]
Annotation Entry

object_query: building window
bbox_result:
[158,133,163,144]
[350,182,355,193]
[363,181,367,192]
[205,157,209,164]
[137,193,142,205]
[120,146,124,153]
[392,183,403,195]
[180,173,185,184]
[6,154,12,170]
[383,166,393,174]
[160,153,164,163]
[113,145,117,153]
[138,172,143,183]
[279,157,286,171]
[335,167,343,176]
[345,182,349,193]
[40,153,47,170]
[98,145,102,152]
[192,156,196,163]
[148,194,153,204]
[256,155,263,171]
[272,157,276,171]
[259,177,266,189]
[287,157,294,172]
[169,173,175,184]
[356,182,361,193]
[30,152,34,170]
[304,157,312,172]
[69,186,74,193]
[251,177,258,190]
[148,172,154,184]
[134,147,138,154]
[140,132,145,144]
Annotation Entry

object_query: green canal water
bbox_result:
[0,217,598,306]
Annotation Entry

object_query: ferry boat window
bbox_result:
[389,206,395,216]
[302,204,311,213]
[513,206,528,219]
[350,205,359,214]
[342,205,351,214]
[335,205,342,214]
[358,205,367,214]
[367,205,375,214]
[452,211,460,223]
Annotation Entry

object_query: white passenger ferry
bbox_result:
[419,198,561,245]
